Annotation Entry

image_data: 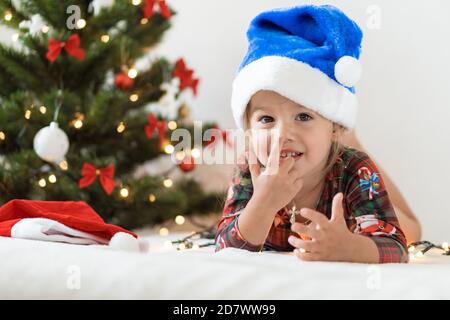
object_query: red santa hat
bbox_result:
[0,199,139,251]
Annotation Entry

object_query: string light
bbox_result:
[148,194,156,202]
[76,19,86,29]
[164,144,174,154]
[175,215,185,225]
[4,11,12,21]
[191,147,201,159]
[168,121,177,130]
[407,240,450,258]
[100,34,110,43]
[163,178,173,188]
[117,121,125,133]
[24,109,31,119]
[159,227,169,236]
[132,0,142,5]
[74,119,83,129]
[140,18,148,25]
[48,174,57,184]
[41,25,49,33]
[0,131,5,141]
[129,93,139,102]
[127,68,138,79]
[59,160,69,171]
[72,113,84,129]
[175,151,186,161]
[39,106,46,114]
[38,178,46,187]
[164,240,173,249]
[171,228,217,251]
[120,187,129,198]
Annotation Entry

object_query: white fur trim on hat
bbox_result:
[231,56,358,131]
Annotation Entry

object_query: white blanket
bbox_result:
[1,234,449,299]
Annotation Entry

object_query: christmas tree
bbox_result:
[0,0,225,229]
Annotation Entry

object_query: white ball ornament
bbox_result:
[33,122,69,164]
[19,14,45,36]
[334,55,362,87]
[109,232,140,252]
[89,0,115,16]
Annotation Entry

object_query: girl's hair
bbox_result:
[243,103,344,178]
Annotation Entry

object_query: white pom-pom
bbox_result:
[33,122,69,164]
[334,55,362,87]
[109,232,140,252]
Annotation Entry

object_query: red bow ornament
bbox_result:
[143,0,172,19]
[145,113,166,146]
[46,34,85,62]
[79,163,116,195]
[173,58,199,96]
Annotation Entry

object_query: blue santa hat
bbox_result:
[231,4,363,131]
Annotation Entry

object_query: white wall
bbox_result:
[2,0,449,242]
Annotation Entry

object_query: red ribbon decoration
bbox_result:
[206,126,233,149]
[173,58,199,96]
[143,0,172,19]
[46,34,85,62]
[145,113,166,146]
[79,163,116,195]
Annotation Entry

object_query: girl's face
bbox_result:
[247,90,335,180]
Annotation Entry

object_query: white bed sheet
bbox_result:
[1,234,449,299]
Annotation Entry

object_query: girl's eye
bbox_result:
[257,115,274,124]
[296,113,313,121]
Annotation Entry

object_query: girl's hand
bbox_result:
[247,136,304,213]
[288,193,354,262]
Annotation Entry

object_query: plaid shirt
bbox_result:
[215,146,409,263]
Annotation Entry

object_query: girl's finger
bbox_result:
[293,248,321,261]
[330,192,345,223]
[288,236,320,253]
[281,155,295,173]
[291,222,319,239]
[300,208,330,228]
[247,147,261,179]
[265,135,284,175]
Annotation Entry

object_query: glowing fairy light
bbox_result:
[4,11,13,21]
[120,187,129,198]
[76,19,86,29]
[164,144,174,154]
[168,121,177,130]
[163,178,173,188]
[129,93,139,102]
[117,121,125,133]
[191,147,201,159]
[48,174,57,183]
[127,68,138,79]
[38,178,46,187]
[100,34,109,43]
[175,215,185,225]
[159,227,169,236]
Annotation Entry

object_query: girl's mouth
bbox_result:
[280,151,303,161]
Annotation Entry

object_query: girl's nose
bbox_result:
[277,122,296,143]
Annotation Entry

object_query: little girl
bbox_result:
[215,5,408,263]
